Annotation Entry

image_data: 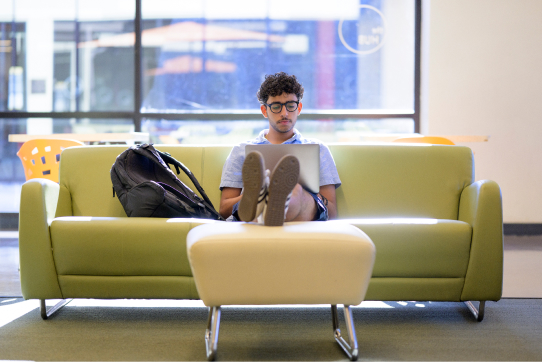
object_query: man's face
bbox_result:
[260,93,303,135]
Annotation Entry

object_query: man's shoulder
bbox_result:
[294,131,325,146]
[296,136,331,151]
[233,130,268,148]
[298,137,319,145]
[230,138,263,152]
[227,133,267,159]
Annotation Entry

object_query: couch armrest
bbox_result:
[458,180,503,301]
[19,179,63,299]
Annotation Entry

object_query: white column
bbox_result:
[380,0,415,114]
[25,18,54,133]
[26,19,54,112]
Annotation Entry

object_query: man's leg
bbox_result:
[284,184,317,221]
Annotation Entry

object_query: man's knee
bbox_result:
[286,184,317,221]
[290,183,314,207]
[290,183,304,201]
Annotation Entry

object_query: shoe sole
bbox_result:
[238,151,265,222]
[264,155,300,226]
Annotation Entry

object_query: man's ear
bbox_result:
[261,104,268,118]
[297,102,303,114]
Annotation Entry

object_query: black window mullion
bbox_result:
[75,2,80,112]
[134,0,142,132]
[413,0,422,133]
[0,111,134,118]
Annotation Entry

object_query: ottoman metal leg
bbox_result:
[331,305,359,361]
[205,306,222,361]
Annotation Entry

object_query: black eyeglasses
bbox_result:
[265,101,299,114]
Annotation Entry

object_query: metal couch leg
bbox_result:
[40,299,72,320]
[464,301,485,322]
[331,305,359,361]
[205,306,222,361]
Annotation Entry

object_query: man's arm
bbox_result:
[219,187,242,219]
[319,184,337,219]
[316,143,339,219]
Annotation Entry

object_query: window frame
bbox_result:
[0,0,422,133]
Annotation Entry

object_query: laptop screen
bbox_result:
[245,144,320,193]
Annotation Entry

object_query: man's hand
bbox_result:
[219,187,242,219]
[318,184,337,219]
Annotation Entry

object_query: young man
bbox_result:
[219,72,341,225]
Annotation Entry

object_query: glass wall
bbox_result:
[0,0,135,112]
[54,18,135,112]
[1,0,416,113]
[140,0,415,112]
[0,0,419,214]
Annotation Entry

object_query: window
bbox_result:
[141,0,415,113]
[0,0,421,212]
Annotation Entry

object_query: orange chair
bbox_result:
[393,136,455,145]
[17,138,84,182]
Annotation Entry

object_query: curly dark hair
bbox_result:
[256,72,304,104]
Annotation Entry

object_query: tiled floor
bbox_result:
[1,231,541,298]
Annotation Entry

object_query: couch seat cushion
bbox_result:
[51,217,217,276]
[337,218,472,278]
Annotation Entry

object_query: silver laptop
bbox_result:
[245,144,320,193]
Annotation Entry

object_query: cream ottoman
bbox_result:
[187,221,376,361]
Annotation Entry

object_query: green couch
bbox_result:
[19,143,503,320]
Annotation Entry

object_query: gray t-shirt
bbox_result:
[220,129,341,190]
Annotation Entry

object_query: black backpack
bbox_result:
[111,143,224,220]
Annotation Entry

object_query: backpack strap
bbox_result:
[152,147,218,211]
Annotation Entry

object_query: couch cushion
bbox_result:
[51,217,217,276]
[329,144,474,219]
[336,218,472,277]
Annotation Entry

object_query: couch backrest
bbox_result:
[329,144,474,220]
[56,145,232,217]
[57,143,473,220]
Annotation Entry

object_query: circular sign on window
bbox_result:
[338,5,387,55]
